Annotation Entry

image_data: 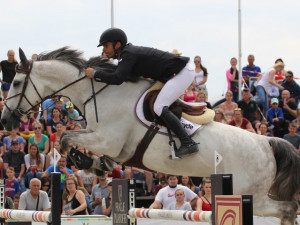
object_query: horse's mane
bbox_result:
[37,46,86,72]
[37,46,118,75]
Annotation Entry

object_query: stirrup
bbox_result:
[168,141,180,160]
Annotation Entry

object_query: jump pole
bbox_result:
[51,172,61,225]
[128,208,212,223]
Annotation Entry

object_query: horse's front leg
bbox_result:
[60,129,114,174]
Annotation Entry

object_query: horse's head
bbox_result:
[1,48,41,130]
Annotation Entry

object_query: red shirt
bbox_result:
[229,118,250,129]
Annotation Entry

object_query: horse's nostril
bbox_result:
[1,119,7,125]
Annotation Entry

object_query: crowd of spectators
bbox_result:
[1,48,299,215]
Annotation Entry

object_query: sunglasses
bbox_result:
[286,75,293,78]
[34,127,42,130]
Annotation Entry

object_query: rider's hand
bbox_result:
[85,68,95,78]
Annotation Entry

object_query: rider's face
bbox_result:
[102,42,115,58]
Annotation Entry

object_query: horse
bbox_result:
[1,47,300,225]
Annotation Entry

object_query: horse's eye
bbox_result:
[13,80,21,87]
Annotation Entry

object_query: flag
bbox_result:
[53,148,61,172]
[215,151,223,167]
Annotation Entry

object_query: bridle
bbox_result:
[5,60,108,122]
[5,60,86,120]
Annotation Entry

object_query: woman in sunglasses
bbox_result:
[28,121,49,155]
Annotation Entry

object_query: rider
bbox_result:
[85,28,199,158]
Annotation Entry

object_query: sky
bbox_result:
[1,0,299,100]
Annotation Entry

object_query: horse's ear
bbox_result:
[19,47,29,68]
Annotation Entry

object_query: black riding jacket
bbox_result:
[93,44,189,84]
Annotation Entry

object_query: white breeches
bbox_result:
[154,63,195,116]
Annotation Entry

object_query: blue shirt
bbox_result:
[242,65,261,77]
[267,107,284,124]
[41,99,55,120]
[45,165,73,190]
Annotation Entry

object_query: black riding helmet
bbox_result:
[97,28,127,47]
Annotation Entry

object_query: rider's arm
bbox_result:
[93,53,136,85]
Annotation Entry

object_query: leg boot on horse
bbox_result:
[160,106,199,157]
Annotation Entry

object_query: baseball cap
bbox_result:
[271,98,279,104]
[11,139,19,144]
[66,101,74,109]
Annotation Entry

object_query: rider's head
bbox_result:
[97,28,127,59]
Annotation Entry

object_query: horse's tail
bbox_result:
[269,137,300,201]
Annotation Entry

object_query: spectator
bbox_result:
[283,122,300,152]
[41,177,51,199]
[167,189,192,210]
[226,57,239,102]
[42,155,73,191]
[28,121,49,155]
[196,178,212,211]
[214,108,228,124]
[49,122,64,149]
[45,141,66,170]
[274,58,286,81]
[279,90,297,121]
[0,134,4,159]
[149,175,198,210]
[55,98,68,122]
[267,98,286,137]
[3,139,26,192]
[281,71,300,103]
[154,176,168,197]
[19,113,35,141]
[63,175,87,215]
[237,88,261,130]
[24,143,44,184]
[65,101,80,130]
[101,180,113,216]
[257,122,272,137]
[195,91,212,109]
[293,109,300,134]
[90,172,110,215]
[255,62,285,116]
[180,83,198,103]
[3,128,25,152]
[76,169,96,194]
[179,176,196,193]
[229,108,255,133]
[5,167,20,199]
[220,90,238,121]
[46,107,67,136]
[124,167,153,196]
[194,56,208,95]
[242,54,261,88]
[40,96,58,128]
[0,49,18,99]
[19,178,50,211]
[13,194,20,209]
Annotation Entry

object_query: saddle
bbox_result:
[142,82,213,125]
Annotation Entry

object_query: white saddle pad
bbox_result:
[135,90,202,136]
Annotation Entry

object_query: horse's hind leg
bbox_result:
[254,195,297,225]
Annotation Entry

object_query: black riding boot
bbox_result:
[160,106,199,157]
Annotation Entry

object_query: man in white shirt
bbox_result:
[19,178,50,211]
[149,175,198,209]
